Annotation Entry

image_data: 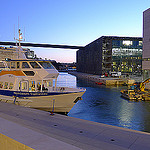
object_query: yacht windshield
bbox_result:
[22,62,30,68]
[0,62,5,68]
[30,62,41,69]
[38,61,54,69]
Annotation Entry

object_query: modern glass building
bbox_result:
[103,37,142,75]
[77,36,142,75]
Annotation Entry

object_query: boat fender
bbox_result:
[13,96,17,104]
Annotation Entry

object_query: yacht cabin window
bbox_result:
[0,82,3,88]
[0,62,5,68]
[11,62,15,68]
[23,71,35,76]
[38,61,54,69]
[46,81,52,87]
[22,62,30,68]
[37,82,41,91]
[29,81,35,92]
[30,62,41,69]
[22,82,27,90]
[37,81,49,91]
[9,83,14,89]
[17,62,20,68]
[4,82,8,89]
[6,62,10,69]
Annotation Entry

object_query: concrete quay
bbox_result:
[69,72,135,86]
[0,102,150,149]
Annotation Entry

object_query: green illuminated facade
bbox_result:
[110,38,142,74]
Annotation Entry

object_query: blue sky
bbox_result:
[0,0,149,62]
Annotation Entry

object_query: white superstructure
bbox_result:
[0,29,86,113]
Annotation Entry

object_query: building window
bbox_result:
[123,40,133,46]
[139,41,143,46]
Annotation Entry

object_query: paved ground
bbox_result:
[0,102,150,150]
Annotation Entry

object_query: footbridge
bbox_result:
[0,41,84,49]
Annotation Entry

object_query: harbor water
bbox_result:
[57,72,150,133]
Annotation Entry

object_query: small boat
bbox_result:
[0,29,86,113]
[95,82,103,85]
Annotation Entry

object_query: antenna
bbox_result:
[14,24,15,40]
[18,16,19,32]
[24,27,25,41]
[13,17,27,59]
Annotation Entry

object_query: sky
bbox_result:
[0,0,149,63]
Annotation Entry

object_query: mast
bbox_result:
[18,28,23,47]
[14,28,26,59]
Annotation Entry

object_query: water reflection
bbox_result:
[57,73,150,133]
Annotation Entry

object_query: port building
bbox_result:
[77,36,142,75]
[143,8,150,80]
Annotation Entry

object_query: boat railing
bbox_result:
[0,68,10,71]
[52,87,68,92]
[48,87,86,92]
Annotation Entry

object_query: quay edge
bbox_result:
[69,71,135,86]
[1,102,150,150]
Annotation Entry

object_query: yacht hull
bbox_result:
[0,90,85,113]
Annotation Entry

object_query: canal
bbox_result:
[57,72,150,133]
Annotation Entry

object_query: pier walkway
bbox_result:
[0,102,150,150]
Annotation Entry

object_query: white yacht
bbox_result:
[0,29,86,113]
